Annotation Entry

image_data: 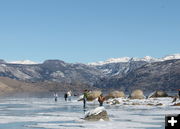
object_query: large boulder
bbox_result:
[84,107,109,121]
[106,91,125,99]
[87,90,102,101]
[148,91,168,98]
[130,89,145,99]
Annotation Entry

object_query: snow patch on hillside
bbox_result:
[89,54,180,66]
[162,53,180,61]
[8,60,38,64]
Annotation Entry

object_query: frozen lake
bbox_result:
[0,97,179,129]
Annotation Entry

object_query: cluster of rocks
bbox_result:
[78,89,171,101]
[78,89,180,107]
[83,89,179,121]
[82,89,169,101]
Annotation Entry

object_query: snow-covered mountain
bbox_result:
[95,59,180,92]
[0,54,180,93]
[89,54,180,66]
[5,53,180,65]
[0,54,179,81]
[8,60,38,64]
[0,60,103,85]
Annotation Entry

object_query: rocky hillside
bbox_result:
[92,59,147,77]
[94,59,180,92]
[0,60,103,85]
[0,55,180,95]
[0,59,149,85]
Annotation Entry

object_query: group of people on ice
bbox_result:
[54,89,180,109]
[54,90,72,102]
[53,89,106,109]
[64,90,72,101]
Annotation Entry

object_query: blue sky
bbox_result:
[0,0,179,63]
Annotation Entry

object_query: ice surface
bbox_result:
[0,97,179,129]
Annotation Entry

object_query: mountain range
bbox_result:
[0,54,180,96]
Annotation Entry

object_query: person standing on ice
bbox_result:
[54,92,58,102]
[177,89,180,99]
[98,94,105,106]
[67,90,72,101]
[64,92,68,101]
[83,90,88,109]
